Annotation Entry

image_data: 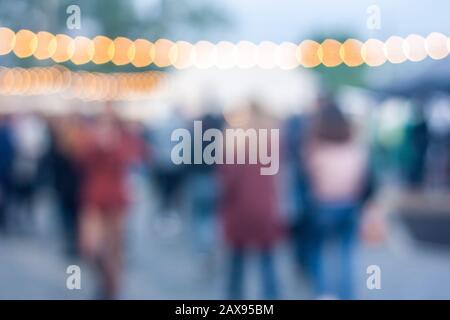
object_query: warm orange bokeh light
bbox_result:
[3,69,15,95]
[79,71,97,101]
[71,36,94,65]
[340,39,364,67]
[0,65,164,100]
[0,27,16,56]
[13,29,38,58]
[2,26,447,72]
[52,34,75,63]
[49,66,64,93]
[112,37,135,66]
[132,39,155,68]
[153,39,175,68]
[319,39,343,67]
[34,31,57,60]
[92,36,114,64]
[26,69,40,94]
[16,69,31,95]
[362,39,387,67]
[299,40,321,68]
[0,69,15,95]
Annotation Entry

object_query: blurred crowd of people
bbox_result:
[0,92,449,300]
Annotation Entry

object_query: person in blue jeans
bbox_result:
[306,202,358,299]
[228,248,278,300]
[304,101,370,299]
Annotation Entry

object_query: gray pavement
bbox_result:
[1,175,450,300]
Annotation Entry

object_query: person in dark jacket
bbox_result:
[0,114,14,232]
[47,115,83,256]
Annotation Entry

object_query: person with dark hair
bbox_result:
[303,102,370,299]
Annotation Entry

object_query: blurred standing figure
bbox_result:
[282,108,313,274]
[219,102,284,300]
[78,106,131,300]
[47,115,84,256]
[400,102,428,188]
[188,112,223,267]
[0,114,14,232]
[148,107,188,237]
[10,112,49,231]
[304,102,369,300]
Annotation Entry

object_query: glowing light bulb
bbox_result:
[425,32,448,60]
[362,39,386,67]
[319,39,343,67]
[112,37,135,66]
[153,39,174,68]
[299,40,321,68]
[256,41,277,69]
[132,39,155,67]
[276,42,299,70]
[236,41,257,69]
[215,41,236,69]
[52,34,75,63]
[194,41,217,69]
[34,31,57,60]
[171,41,195,69]
[71,36,94,65]
[404,34,427,62]
[384,36,407,64]
[340,39,364,67]
[0,27,16,56]
[13,29,38,58]
[92,36,114,65]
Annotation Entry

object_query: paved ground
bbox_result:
[1,175,450,300]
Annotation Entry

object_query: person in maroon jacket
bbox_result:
[218,102,284,300]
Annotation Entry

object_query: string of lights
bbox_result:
[0,27,449,69]
[0,65,166,101]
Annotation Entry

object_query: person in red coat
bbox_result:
[78,105,134,300]
[218,102,284,299]
[219,164,282,249]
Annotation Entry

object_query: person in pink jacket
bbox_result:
[304,101,370,299]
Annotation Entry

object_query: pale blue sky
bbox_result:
[210,0,450,42]
[132,1,450,42]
